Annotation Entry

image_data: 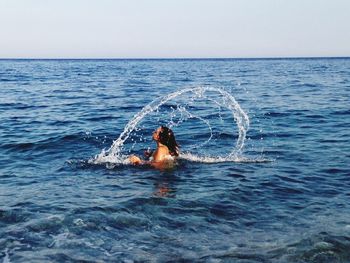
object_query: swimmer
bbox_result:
[129,126,179,167]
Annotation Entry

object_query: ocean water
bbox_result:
[0,58,350,262]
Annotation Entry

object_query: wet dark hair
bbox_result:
[158,126,179,156]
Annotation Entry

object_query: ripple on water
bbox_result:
[0,208,31,225]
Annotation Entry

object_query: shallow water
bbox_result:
[1,58,350,262]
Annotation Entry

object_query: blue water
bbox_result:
[1,58,350,262]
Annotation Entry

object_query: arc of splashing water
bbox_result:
[100,86,249,160]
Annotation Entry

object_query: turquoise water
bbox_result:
[1,58,350,262]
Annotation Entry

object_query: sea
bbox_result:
[0,58,349,262]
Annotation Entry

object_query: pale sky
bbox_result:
[1,0,349,58]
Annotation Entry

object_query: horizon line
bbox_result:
[0,56,349,60]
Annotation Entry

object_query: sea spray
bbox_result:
[91,86,250,164]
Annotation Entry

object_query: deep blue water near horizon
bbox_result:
[1,58,350,262]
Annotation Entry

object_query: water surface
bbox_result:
[1,58,350,262]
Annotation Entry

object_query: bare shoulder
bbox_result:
[152,146,170,162]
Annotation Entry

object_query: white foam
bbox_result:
[2,248,10,263]
[179,152,271,163]
[49,232,70,248]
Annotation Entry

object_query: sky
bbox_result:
[0,0,349,58]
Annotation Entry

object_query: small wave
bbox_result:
[285,232,350,263]
[1,132,96,153]
[333,109,350,116]
[0,78,12,82]
[0,102,48,110]
[68,157,127,171]
[0,208,30,224]
[265,111,290,117]
[84,115,115,122]
[320,168,350,175]
[303,83,318,88]
[199,231,350,263]
[2,248,10,263]
[305,114,327,120]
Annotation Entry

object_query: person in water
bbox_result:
[129,126,179,165]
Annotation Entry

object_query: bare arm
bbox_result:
[129,155,144,165]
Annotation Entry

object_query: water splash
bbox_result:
[91,86,251,164]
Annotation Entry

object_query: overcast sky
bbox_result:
[1,0,349,58]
